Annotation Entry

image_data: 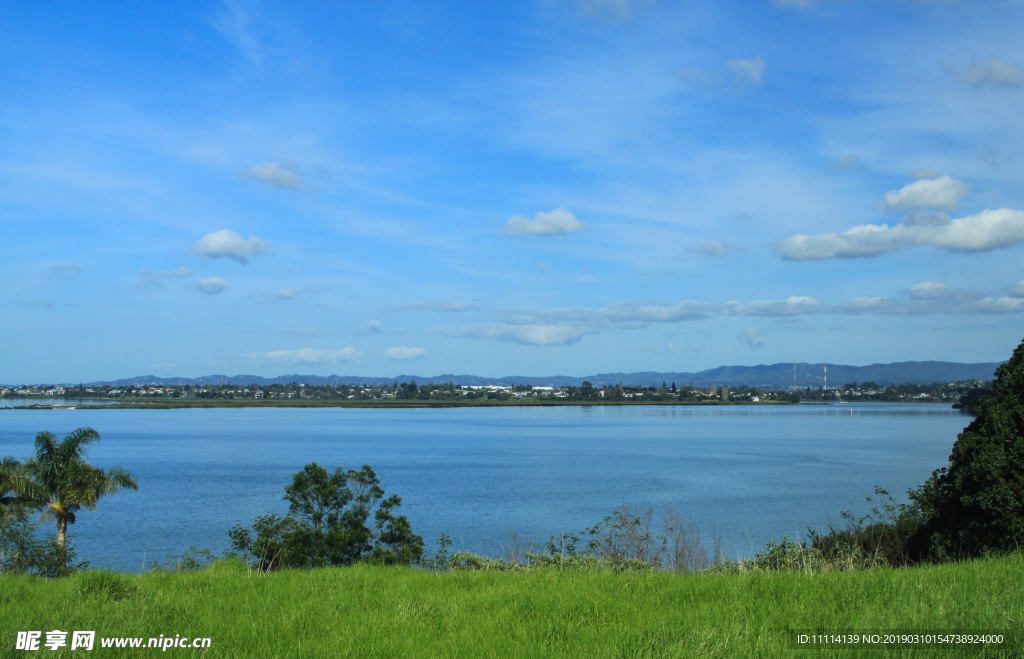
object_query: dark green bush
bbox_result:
[228,463,423,571]
[910,337,1024,559]
[0,507,88,577]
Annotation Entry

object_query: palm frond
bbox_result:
[101,466,140,494]
[57,427,100,462]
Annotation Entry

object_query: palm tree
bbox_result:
[21,428,137,556]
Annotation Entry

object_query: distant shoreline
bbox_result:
[0,398,950,411]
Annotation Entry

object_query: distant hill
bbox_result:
[64,360,1002,389]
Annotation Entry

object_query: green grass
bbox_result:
[2,555,1022,658]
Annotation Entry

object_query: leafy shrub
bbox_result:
[228,463,423,571]
[808,487,922,568]
[0,507,88,577]
[147,546,217,573]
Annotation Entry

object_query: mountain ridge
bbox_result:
[25,360,1002,389]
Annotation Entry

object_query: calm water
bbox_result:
[0,403,968,571]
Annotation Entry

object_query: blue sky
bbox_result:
[3,0,1024,382]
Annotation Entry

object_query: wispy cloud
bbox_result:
[267,288,319,301]
[138,267,193,290]
[22,300,53,308]
[192,230,267,264]
[772,208,1024,260]
[830,155,860,171]
[391,300,471,312]
[192,277,228,295]
[502,207,586,237]
[211,0,266,65]
[726,58,766,87]
[383,346,426,360]
[575,0,650,21]
[364,320,382,333]
[685,240,748,257]
[439,284,1024,347]
[439,323,602,347]
[50,263,89,276]
[1006,280,1024,298]
[738,328,764,349]
[241,161,314,191]
[725,296,820,317]
[947,57,1024,89]
[247,348,363,364]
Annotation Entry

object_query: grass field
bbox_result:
[2,554,1021,658]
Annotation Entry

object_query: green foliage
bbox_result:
[808,487,922,569]
[228,462,423,570]
[147,546,218,573]
[911,336,1024,558]
[0,506,87,577]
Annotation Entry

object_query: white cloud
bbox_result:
[365,320,382,333]
[773,208,1024,260]
[966,296,1024,313]
[384,346,426,360]
[879,175,972,211]
[270,288,319,300]
[502,207,587,237]
[192,277,228,295]
[249,348,363,364]
[392,300,471,312]
[1006,280,1024,298]
[686,240,747,257]
[950,58,1024,89]
[726,58,766,87]
[241,161,307,191]
[138,266,193,290]
[969,297,1024,313]
[192,230,267,264]
[908,281,949,300]
[774,0,817,7]
[830,155,860,171]
[738,328,765,349]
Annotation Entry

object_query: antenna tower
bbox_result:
[824,363,828,391]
